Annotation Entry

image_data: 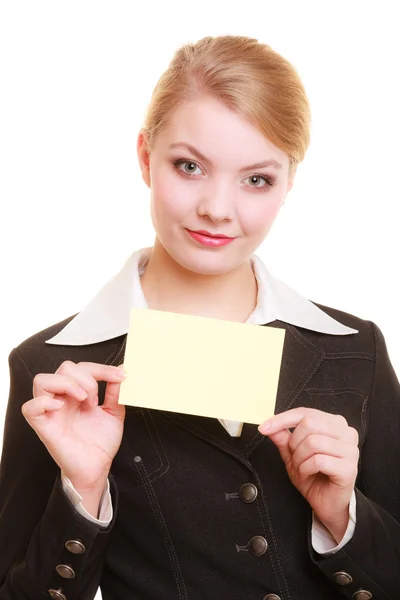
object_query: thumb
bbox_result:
[103,362,126,413]
[268,429,292,466]
[103,380,125,419]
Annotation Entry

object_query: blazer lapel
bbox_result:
[268,321,324,413]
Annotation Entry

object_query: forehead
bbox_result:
[155,96,289,169]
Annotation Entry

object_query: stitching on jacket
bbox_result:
[123,412,170,489]
[113,341,126,366]
[280,327,324,408]
[307,388,368,411]
[286,326,375,361]
[135,459,188,600]
[104,337,126,365]
[106,338,127,367]
[280,356,324,412]
[361,395,368,432]
[244,433,265,457]
[143,410,171,480]
[136,461,185,598]
[104,345,119,365]
[287,325,323,353]
[148,411,171,477]
[360,320,380,498]
[324,352,374,360]
[307,388,370,457]
[136,459,170,488]
[142,410,164,474]
[252,469,291,600]
[13,348,35,377]
[307,387,365,393]
[265,325,324,412]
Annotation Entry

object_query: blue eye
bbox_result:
[173,159,203,176]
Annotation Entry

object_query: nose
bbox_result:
[197,181,235,223]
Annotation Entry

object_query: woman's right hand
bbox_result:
[22,361,127,499]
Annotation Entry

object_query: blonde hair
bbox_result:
[143,35,311,177]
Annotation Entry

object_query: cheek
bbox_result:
[239,192,284,235]
[150,169,194,222]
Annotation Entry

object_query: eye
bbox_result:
[243,174,276,190]
[173,159,203,176]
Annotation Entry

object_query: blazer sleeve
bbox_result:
[309,321,400,600]
[0,348,118,600]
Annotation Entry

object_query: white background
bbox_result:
[0,2,399,598]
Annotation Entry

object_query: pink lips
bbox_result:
[186,229,236,247]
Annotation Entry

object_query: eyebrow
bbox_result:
[169,142,283,171]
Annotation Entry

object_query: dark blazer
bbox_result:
[0,304,399,600]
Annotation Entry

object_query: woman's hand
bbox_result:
[258,407,359,543]
[22,361,127,497]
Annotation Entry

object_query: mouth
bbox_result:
[185,229,237,247]
[188,229,235,239]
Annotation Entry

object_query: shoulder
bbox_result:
[286,301,379,357]
[10,315,125,377]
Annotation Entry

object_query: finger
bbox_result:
[268,429,293,465]
[22,396,64,422]
[298,454,358,484]
[56,361,126,408]
[259,407,348,435]
[71,361,126,381]
[33,373,88,401]
[291,434,359,471]
[288,414,352,453]
[56,361,126,382]
[259,407,313,434]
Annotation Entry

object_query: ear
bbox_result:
[137,130,151,188]
[281,173,295,207]
[282,168,296,203]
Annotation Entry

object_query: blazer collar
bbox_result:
[46,246,358,346]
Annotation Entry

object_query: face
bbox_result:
[137,95,294,275]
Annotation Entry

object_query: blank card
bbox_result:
[118,308,285,424]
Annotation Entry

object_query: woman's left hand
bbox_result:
[258,407,359,543]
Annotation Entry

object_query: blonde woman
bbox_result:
[1,36,399,600]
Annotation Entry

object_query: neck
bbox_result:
[140,237,258,322]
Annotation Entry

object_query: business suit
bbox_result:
[0,302,399,600]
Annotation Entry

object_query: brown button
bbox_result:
[56,564,75,579]
[48,590,67,600]
[249,535,268,556]
[239,483,258,503]
[353,591,372,600]
[263,595,281,600]
[334,571,353,586]
[65,539,85,555]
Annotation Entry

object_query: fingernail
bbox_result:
[115,369,127,379]
[258,421,271,433]
[77,390,88,400]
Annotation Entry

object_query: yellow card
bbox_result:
[118,308,285,424]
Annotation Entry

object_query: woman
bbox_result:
[0,35,399,600]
